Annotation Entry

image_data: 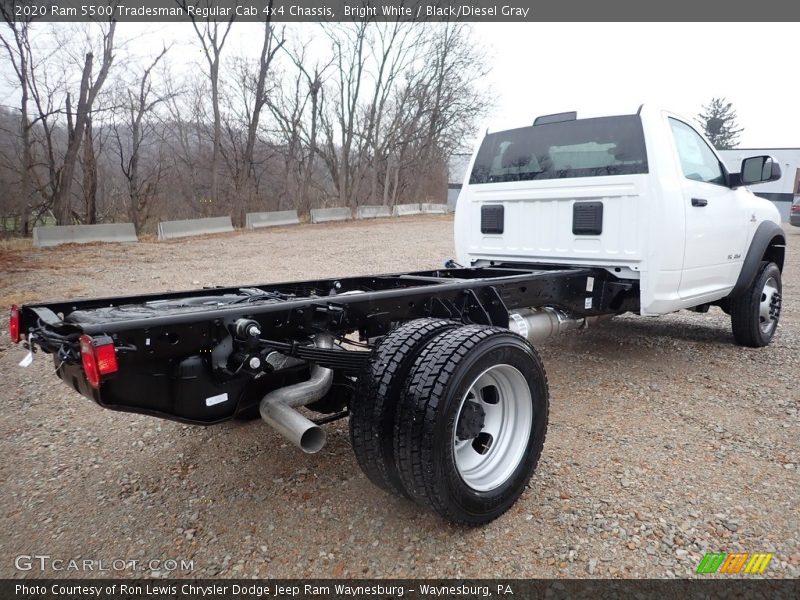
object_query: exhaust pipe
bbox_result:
[259,335,334,454]
[508,307,585,343]
[261,400,328,454]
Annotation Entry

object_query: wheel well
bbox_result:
[763,236,785,271]
[730,225,785,298]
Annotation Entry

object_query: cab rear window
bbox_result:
[469,115,649,184]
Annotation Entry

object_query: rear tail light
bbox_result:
[9,305,20,343]
[791,203,800,213]
[79,334,118,389]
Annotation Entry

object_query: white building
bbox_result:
[719,148,800,222]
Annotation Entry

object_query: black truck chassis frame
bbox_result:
[19,264,637,425]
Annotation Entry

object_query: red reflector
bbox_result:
[79,334,118,389]
[95,343,118,375]
[791,204,800,213]
[9,305,20,343]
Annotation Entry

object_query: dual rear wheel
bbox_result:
[349,262,783,522]
[350,320,548,525]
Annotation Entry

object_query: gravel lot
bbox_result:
[1,216,797,579]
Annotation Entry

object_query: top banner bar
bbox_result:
[4,0,800,22]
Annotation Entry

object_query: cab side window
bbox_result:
[669,118,726,185]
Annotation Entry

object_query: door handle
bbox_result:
[691,198,708,207]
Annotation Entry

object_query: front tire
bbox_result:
[730,261,782,347]
[393,326,549,525]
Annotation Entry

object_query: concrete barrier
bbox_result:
[33,223,138,248]
[421,203,449,214]
[246,210,300,229]
[356,205,391,219]
[392,203,421,216]
[157,216,233,241]
[310,207,352,224]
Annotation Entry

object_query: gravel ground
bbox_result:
[0,216,797,579]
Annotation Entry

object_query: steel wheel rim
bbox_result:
[453,364,532,492]
[759,276,779,334]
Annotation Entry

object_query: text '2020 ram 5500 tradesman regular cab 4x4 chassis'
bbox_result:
[10,105,785,525]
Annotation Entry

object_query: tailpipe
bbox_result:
[261,400,327,454]
[508,307,585,343]
[259,335,334,454]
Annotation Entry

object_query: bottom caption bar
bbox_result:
[3,579,798,600]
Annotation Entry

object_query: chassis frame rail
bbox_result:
[20,264,630,343]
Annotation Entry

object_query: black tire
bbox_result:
[393,325,549,525]
[349,318,458,496]
[730,261,782,347]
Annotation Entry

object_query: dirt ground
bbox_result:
[0,216,797,579]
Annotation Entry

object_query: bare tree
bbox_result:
[112,46,171,233]
[81,114,98,222]
[294,61,325,214]
[0,20,490,234]
[402,24,490,204]
[0,2,35,234]
[159,69,211,216]
[360,22,419,205]
[180,0,235,212]
[266,37,331,215]
[26,54,64,225]
[231,7,284,226]
[7,20,76,229]
[52,21,116,224]
[318,21,370,209]
[311,22,487,210]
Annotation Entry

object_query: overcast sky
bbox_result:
[3,21,798,148]
[471,23,799,148]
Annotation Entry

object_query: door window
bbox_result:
[669,118,726,185]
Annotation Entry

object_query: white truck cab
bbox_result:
[455,105,785,346]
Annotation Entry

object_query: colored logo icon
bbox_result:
[696,552,773,574]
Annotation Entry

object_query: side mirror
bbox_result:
[741,155,781,185]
